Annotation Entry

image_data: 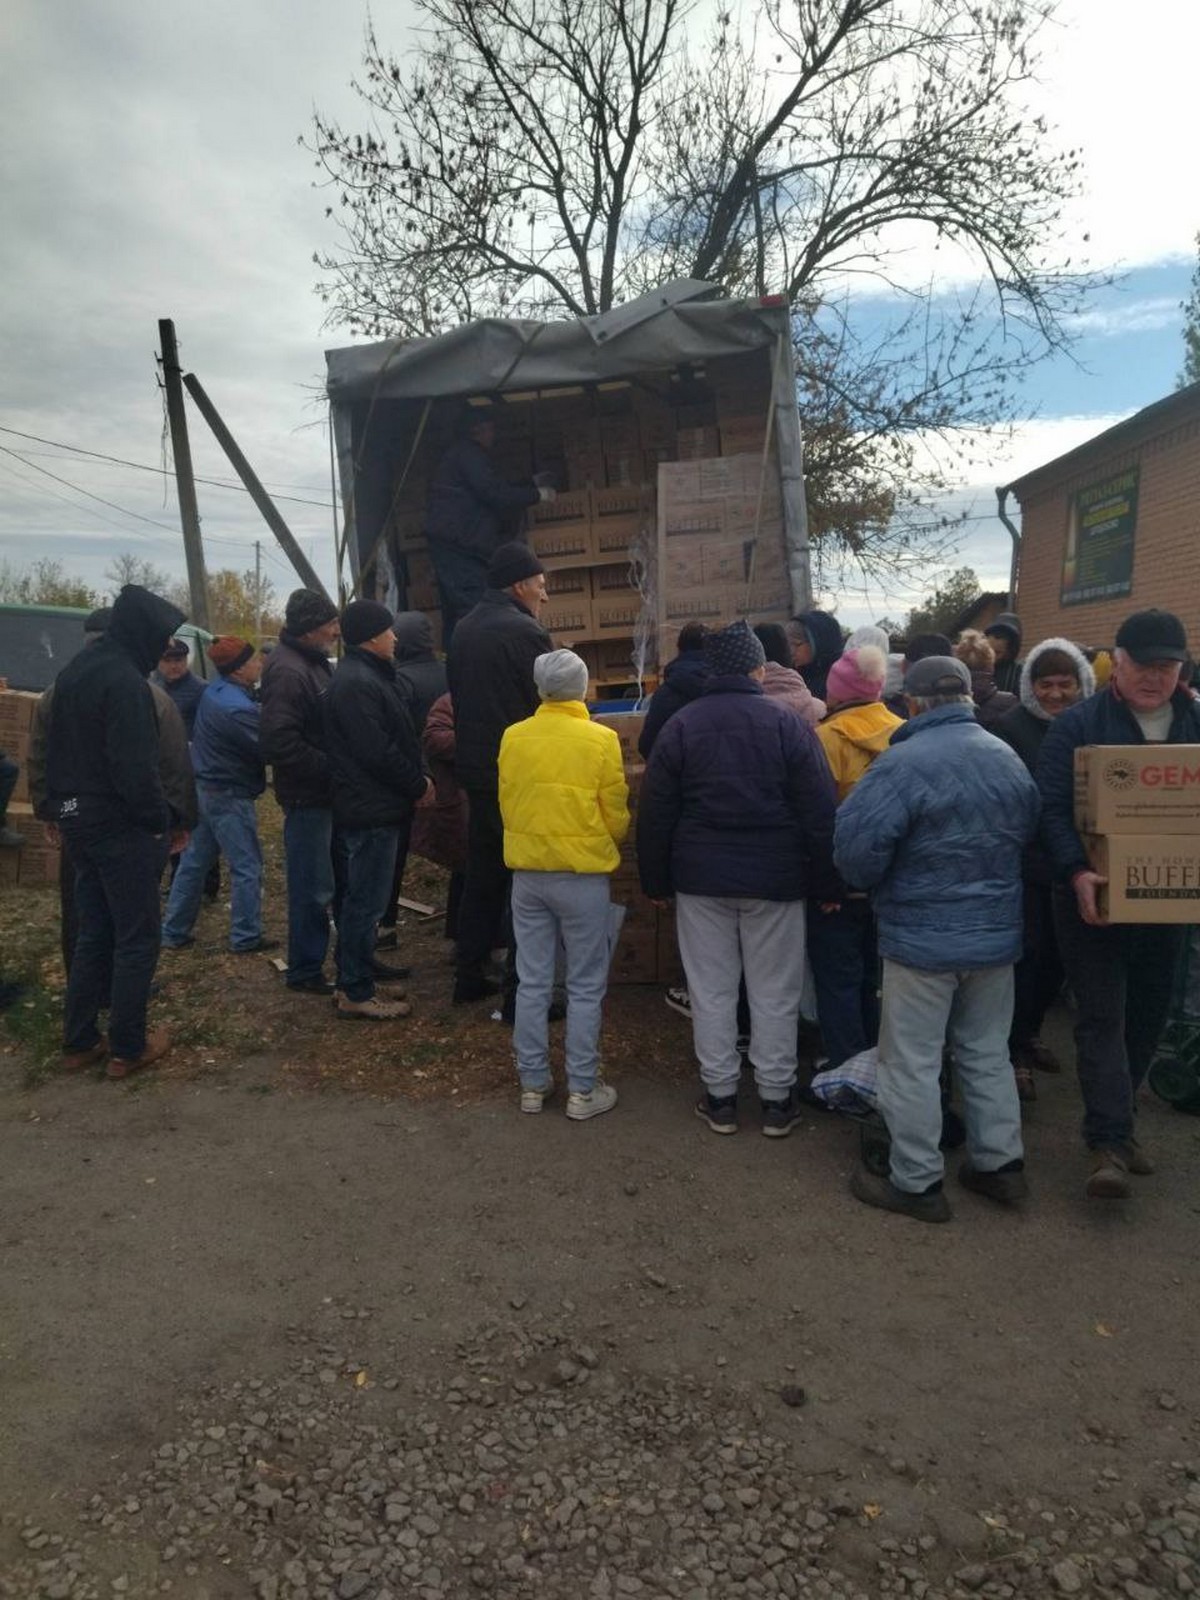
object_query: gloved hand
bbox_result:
[537,486,557,503]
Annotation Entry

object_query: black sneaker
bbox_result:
[287,975,337,996]
[375,928,399,950]
[958,1159,1027,1204]
[694,1093,738,1135]
[761,1096,802,1139]
[370,957,411,980]
[233,937,281,954]
[850,1167,952,1224]
[453,972,500,1005]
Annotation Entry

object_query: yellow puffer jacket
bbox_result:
[499,701,630,873]
[817,700,904,803]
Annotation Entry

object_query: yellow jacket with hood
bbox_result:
[499,700,630,873]
[816,700,904,803]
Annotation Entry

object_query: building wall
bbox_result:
[1014,409,1200,652]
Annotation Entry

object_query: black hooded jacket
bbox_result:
[638,649,709,758]
[794,609,843,701]
[393,611,448,735]
[44,585,185,834]
[985,612,1023,694]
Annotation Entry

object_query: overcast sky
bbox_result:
[1,0,1197,629]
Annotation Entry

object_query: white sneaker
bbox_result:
[566,1082,618,1121]
[520,1082,554,1114]
[664,987,691,1019]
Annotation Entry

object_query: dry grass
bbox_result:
[0,801,691,1100]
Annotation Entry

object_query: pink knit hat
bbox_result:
[825,645,887,707]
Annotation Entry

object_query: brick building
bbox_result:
[1006,381,1200,651]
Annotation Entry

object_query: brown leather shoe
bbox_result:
[62,1039,107,1072]
[1013,1062,1037,1103]
[106,1028,171,1080]
[1086,1148,1131,1200]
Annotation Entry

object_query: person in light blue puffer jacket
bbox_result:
[834,656,1041,1225]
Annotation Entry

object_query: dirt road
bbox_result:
[2,1007,1198,1599]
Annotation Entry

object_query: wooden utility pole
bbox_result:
[158,319,211,629]
[254,540,262,645]
[182,372,333,603]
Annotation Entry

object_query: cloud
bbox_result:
[1065,297,1183,338]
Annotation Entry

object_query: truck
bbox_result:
[0,604,213,692]
[324,280,811,695]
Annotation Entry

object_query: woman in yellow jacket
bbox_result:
[809,645,903,1068]
[498,649,630,1121]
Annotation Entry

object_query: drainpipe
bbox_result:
[996,486,1021,608]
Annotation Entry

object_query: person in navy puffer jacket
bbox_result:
[637,619,838,1138]
[835,655,1040,1224]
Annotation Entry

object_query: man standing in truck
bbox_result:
[425,407,555,645]
[1038,608,1200,1201]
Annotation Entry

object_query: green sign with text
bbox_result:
[1061,467,1139,606]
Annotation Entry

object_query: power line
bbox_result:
[0,424,339,509]
[0,444,182,533]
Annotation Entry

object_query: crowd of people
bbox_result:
[10,555,1198,1219]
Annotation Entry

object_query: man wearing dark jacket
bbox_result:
[153,638,206,737]
[323,600,433,1021]
[638,620,839,1138]
[637,622,710,759]
[163,637,271,954]
[425,410,553,644]
[31,606,197,976]
[44,583,185,1079]
[378,611,451,940]
[1038,608,1200,1200]
[984,611,1024,695]
[446,541,552,1006]
[259,588,341,994]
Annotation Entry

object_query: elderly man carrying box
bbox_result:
[1038,608,1200,1200]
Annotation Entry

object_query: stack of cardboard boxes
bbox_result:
[0,687,59,890]
[387,349,793,690]
[1075,745,1200,921]
[592,710,684,985]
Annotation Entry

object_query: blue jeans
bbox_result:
[511,871,612,1094]
[337,826,399,1001]
[878,959,1022,1193]
[283,805,335,983]
[807,897,880,1068]
[163,785,263,951]
[62,825,169,1059]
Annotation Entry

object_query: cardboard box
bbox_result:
[590,711,646,764]
[593,595,645,637]
[541,595,595,639]
[545,566,593,601]
[676,426,722,460]
[1075,745,1200,834]
[1086,833,1200,923]
[5,802,60,889]
[720,415,773,457]
[0,690,39,740]
[529,522,595,568]
[530,487,590,527]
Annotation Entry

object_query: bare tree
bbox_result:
[308,0,1097,576]
[104,551,172,597]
